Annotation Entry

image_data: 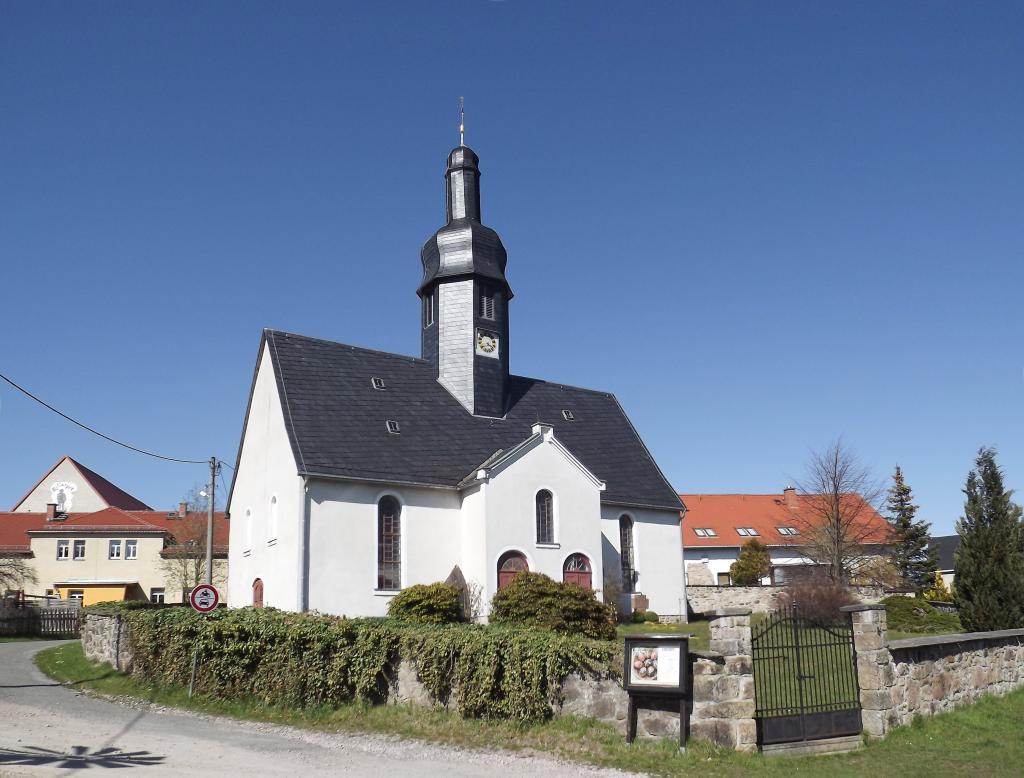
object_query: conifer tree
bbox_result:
[885,465,937,593]
[730,539,771,585]
[954,448,1024,631]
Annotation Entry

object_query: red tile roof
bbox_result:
[11,455,153,511]
[680,490,893,548]
[0,508,229,553]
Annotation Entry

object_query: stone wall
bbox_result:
[81,610,758,752]
[81,612,134,672]
[687,585,884,615]
[843,604,1024,737]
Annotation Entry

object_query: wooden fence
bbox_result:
[0,608,81,637]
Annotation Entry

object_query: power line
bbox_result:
[0,370,208,465]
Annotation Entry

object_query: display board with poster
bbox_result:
[622,634,691,748]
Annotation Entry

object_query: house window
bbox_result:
[73,540,86,560]
[423,292,436,327]
[56,539,69,560]
[563,553,592,589]
[497,551,528,589]
[252,578,264,608]
[149,588,165,604]
[377,496,401,590]
[125,539,138,559]
[109,540,122,560]
[535,490,554,544]
[776,527,800,536]
[717,572,732,586]
[478,287,496,320]
[268,496,278,541]
[619,515,635,594]
[736,527,760,537]
[693,528,718,538]
[68,590,84,603]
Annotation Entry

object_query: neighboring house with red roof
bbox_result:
[681,487,893,587]
[1,458,228,605]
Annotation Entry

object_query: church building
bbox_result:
[227,140,686,620]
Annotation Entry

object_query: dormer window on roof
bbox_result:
[562,409,575,421]
[693,528,717,537]
[371,377,386,390]
[736,527,759,537]
[386,420,400,434]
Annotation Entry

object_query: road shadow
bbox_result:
[0,744,165,768]
[0,669,118,689]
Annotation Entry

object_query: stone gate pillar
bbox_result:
[690,608,756,752]
[840,604,896,738]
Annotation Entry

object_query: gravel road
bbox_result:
[0,640,634,777]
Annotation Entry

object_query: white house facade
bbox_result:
[228,141,686,620]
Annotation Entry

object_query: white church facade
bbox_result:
[227,141,686,620]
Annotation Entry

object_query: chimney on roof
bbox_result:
[45,503,59,521]
[178,501,188,518]
[783,486,798,509]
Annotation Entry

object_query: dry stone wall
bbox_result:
[81,612,134,672]
[844,604,1024,737]
[687,585,884,615]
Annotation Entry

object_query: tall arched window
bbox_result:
[563,553,592,589]
[497,551,529,589]
[252,578,264,608]
[377,496,401,590]
[535,490,554,544]
[619,515,635,594]
[268,496,278,541]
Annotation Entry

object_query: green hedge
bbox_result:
[86,604,617,722]
[387,583,464,624]
[489,573,617,640]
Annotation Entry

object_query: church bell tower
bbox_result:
[418,133,512,418]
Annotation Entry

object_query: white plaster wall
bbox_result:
[602,506,685,618]
[14,459,110,513]
[459,484,488,615]
[480,438,604,602]
[437,280,474,412]
[305,480,463,618]
[227,343,305,610]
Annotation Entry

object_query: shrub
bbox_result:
[387,583,464,624]
[643,611,659,623]
[631,609,646,623]
[777,573,857,624]
[883,595,962,634]
[729,539,770,585]
[83,604,617,723]
[489,573,617,640]
[922,572,954,603]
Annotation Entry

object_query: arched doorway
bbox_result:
[563,553,592,589]
[497,551,528,589]
[252,578,264,608]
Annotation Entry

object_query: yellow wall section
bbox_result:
[56,585,129,606]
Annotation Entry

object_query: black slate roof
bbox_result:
[929,535,959,571]
[262,329,682,511]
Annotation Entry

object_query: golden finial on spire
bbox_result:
[459,96,465,146]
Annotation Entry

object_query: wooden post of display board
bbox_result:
[623,633,691,751]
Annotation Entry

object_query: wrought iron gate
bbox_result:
[751,605,861,745]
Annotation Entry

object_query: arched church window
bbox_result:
[252,578,264,608]
[497,551,528,589]
[535,490,554,544]
[563,553,592,589]
[377,496,401,590]
[619,515,635,594]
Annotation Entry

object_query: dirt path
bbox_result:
[0,640,633,777]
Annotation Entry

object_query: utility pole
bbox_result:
[205,456,216,586]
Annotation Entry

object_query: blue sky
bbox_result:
[1,1,1021,533]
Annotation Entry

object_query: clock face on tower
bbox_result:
[476,329,500,358]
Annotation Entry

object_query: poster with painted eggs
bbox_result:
[629,644,681,687]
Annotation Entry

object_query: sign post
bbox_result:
[187,584,220,698]
[623,633,691,751]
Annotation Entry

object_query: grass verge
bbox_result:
[36,641,1024,777]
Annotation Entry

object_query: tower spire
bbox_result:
[459,96,465,147]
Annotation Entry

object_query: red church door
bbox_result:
[497,552,528,589]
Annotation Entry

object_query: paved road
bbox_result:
[0,641,631,777]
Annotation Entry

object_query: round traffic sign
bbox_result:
[189,584,220,613]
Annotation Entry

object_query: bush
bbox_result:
[643,611,659,623]
[777,574,857,624]
[729,539,770,585]
[387,583,464,624]
[922,572,954,603]
[86,605,618,723]
[883,596,962,634]
[631,609,646,624]
[489,573,617,640]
